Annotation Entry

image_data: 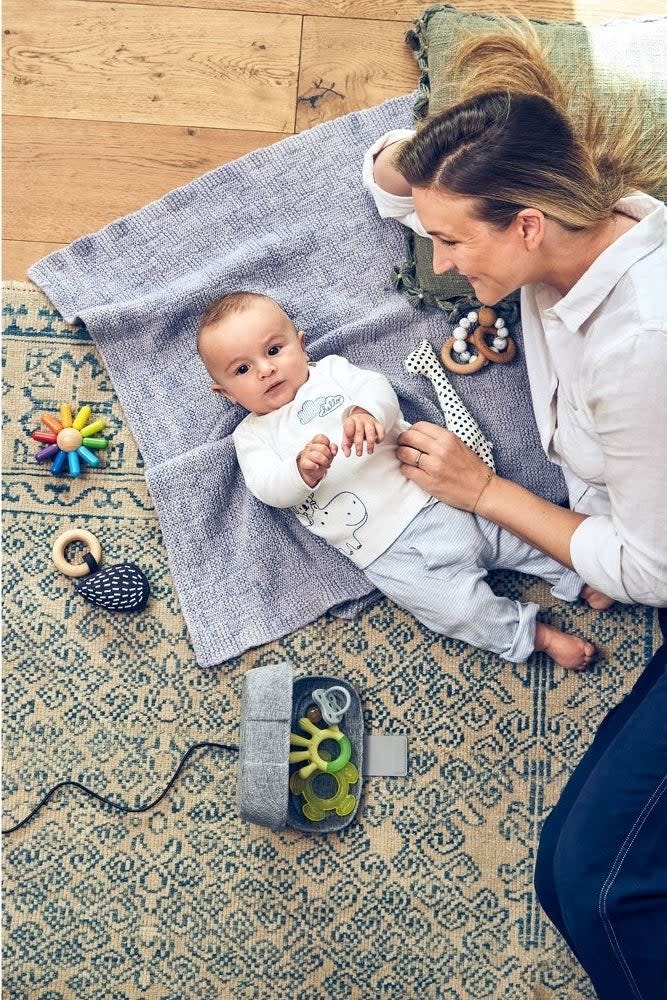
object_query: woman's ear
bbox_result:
[516,208,545,250]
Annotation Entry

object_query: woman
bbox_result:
[364,25,667,1000]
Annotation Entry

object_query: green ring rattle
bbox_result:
[289,717,352,779]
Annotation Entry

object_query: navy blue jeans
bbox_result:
[535,608,667,999]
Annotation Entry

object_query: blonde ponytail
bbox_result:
[397,20,667,230]
[451,21,569,114]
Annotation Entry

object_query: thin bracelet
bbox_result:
[472,471,495,514]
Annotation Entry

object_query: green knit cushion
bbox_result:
[393,4,667,313]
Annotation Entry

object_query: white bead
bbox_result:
[466,311,478,323]
[459,317,471,330]
[493,337,507,350]
[453,326,466,339]
[494,317,506,329]
[459,351,471,362]
[467,354,478,364]
[453,339,467,354]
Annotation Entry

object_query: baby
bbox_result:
[198,290,608,669]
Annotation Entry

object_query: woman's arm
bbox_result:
[371,141,412,197]
[399,402,667,606]
[397,422,587,570]
[361,130,432,238]
[474,470,587,568]
[568,331,667,605]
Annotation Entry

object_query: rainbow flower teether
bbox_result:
[32,403,109,477]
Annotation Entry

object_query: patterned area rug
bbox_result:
[2,280,660,1000]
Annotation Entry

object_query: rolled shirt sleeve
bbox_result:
[570,516,666,605]
[361,129,429,238]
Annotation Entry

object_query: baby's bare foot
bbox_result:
[534,622,597,671]
[580,584,615,611]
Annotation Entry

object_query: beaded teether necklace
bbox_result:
[441,305,517,375]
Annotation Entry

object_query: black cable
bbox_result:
[2,740,239,836]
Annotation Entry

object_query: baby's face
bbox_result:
[201,299,310,415]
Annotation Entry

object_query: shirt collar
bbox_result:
[544,193,665,332]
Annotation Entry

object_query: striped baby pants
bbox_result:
[364,500,582,662]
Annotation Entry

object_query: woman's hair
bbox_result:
[396,21,667,230]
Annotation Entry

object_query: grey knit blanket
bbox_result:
[29,93,565,667]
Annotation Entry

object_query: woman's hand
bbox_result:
[397,422,495,511]
[399,422,588,570]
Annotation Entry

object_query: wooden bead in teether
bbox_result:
[477,306,498,327]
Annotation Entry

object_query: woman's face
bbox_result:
[413,187,537,306]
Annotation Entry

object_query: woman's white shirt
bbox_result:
[523,193,666,605]
[363,134,667,605]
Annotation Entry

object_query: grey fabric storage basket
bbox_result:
[237,660,363,832]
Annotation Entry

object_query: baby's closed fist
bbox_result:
[297,434,338,487]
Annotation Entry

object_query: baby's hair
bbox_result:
[196,291,281,355]
[396,18,667,231]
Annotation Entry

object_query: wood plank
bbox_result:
[77,0,667,22]
[80,0,444,20]
[296,16,418,131]
[3,116,285,245]
[3,0,301,132]
[3,241,66,281]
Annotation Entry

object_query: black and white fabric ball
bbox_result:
[74,559,150,613]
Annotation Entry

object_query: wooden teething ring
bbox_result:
[440,336,487,375]
[471,325,517,364]
[52,528,102,578]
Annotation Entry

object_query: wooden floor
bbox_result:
[3,0,665,279]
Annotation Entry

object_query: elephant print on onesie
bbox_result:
[293,492,369,558]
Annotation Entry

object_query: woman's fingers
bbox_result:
[398,421,448,448]
[397,423,493,510]
[396,423,454,466]
[395,444,425,470]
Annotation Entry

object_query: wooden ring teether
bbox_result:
[440,336,487,375]
[471,326,517,364]
[52,528,102,578]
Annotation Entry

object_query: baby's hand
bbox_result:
[342,407,385,457]
[297,434,338,488]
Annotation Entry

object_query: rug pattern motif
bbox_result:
[2,282,659,1000]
